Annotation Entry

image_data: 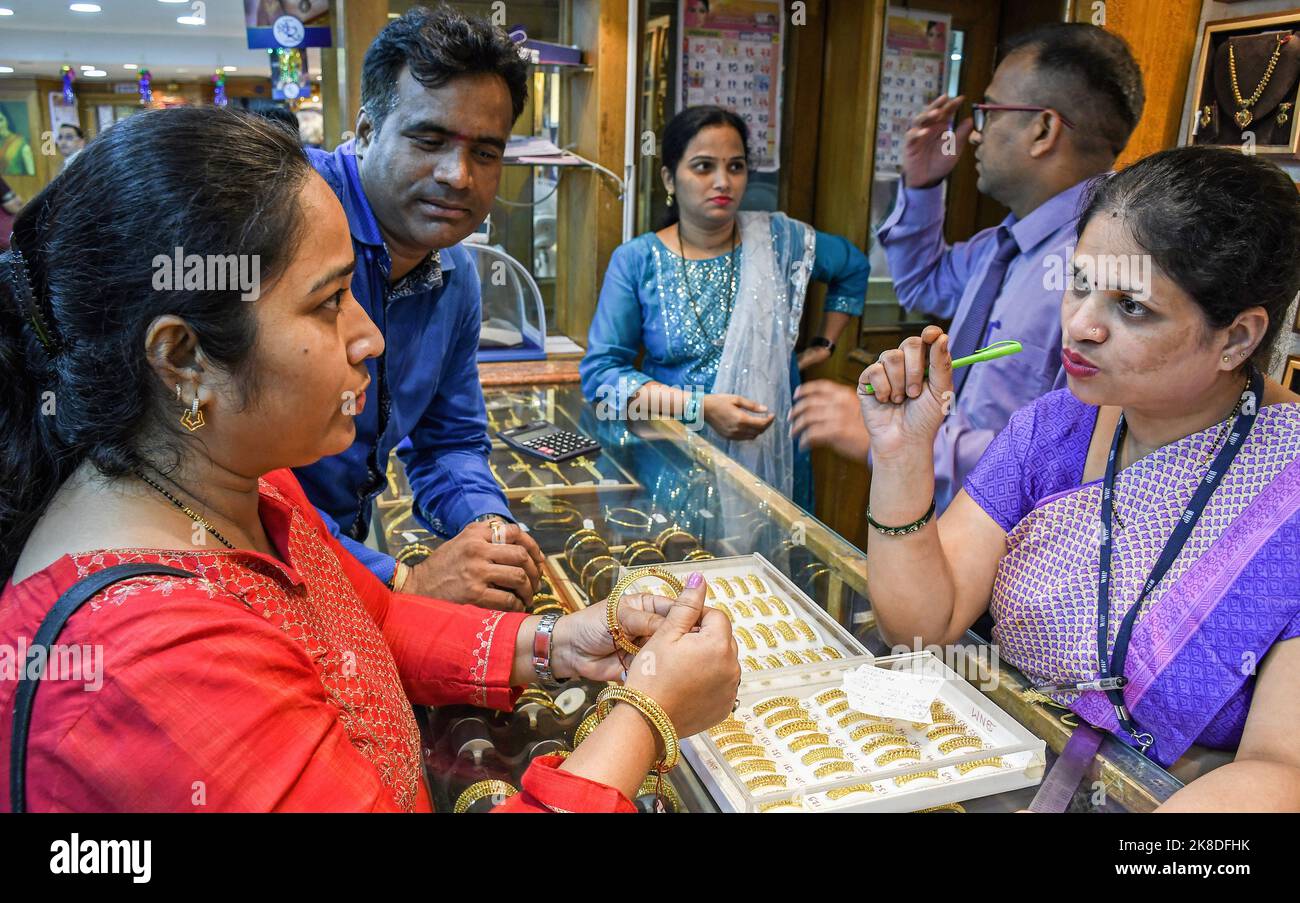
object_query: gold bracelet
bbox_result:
[753,695,801,715]
[768,595,791,616]
[732,599,754,618]
[813,760,855,779]
[861,734,912,754]
[787,732,831,752]
[584,561,621,601]
[926,724,968,741]
[622,541,666,568]
[814,688,847,706]
[825,700,850,717]
[801,747,846,766]
[707,718,745,737]
[579,553,619,588]
[604,506,653,530]
[533,508,580,529]
[955,756,1005,775]
[937,736,985,756]
[781,651,803,666]
[762,707,807,729]
[747,575,769,594]
[721,744,768,762]
[573,711,601,747]
[821,646,843,660]
[793,619,817,642]
[837,712,873,729]
[389,561,411,594]
[875,747,923,767]
[684,549,715,562]
[531,602,566,616]
[733,759,777,776]
[529,592,562,607]
[710,578,734,599]
[757,797,803,813]
[751,597,772,617]
[801,650,824,664]
[734,625,756,650]
[893,769,941,787]
[565,532,606,565]
[635,774,684,812]
[604,566,684,655]
[741,655,762,671]
[763,655,785,669]
[744,774,788,794]
[850,722,900,742]
[774,620,796,642]
[753,623,778,649]
[826,783,875,800]
[596,685,680,772]
[713,732,755,749]
[453,780,518,814]
[395,542,434,565]
[774,719,820,739]
[654,525,697,551]
[931,701,953,720]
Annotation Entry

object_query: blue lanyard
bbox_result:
[1037,369,1263,756]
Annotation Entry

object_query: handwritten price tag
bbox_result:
[842,664,944,723]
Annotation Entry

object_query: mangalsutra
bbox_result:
[136,469,236,550]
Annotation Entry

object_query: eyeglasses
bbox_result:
[971,103,1076,131]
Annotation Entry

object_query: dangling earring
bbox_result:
[180,391,206,431]
[175,384,182,403]
[666,192,674,208]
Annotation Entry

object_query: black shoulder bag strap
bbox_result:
[9,563,195,813]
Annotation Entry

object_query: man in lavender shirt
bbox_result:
[791,23,1144,513]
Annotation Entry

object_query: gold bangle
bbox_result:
[814,688,847,706]
[635,775,684,812]
[713,732,755,749]
[741,655,762,671]
[826,783,875,800]
[531,602,566,616]
[580,553,619,588]
[773,620,796,642]
[734,625,756,651]
[721,744,768,762]
[793,619,817,642]
[937,736,985,755]
[733,759,777,776]
[774,719,820,739]
[768,595,790,616]
[850,722,900,742]
[573,711,601,747]
[821,646,843,660]
[596,685,680,772]
[753,695,801,715]
[781,651,803,666]
[763,655,785,669]
[565,531,605,562]
[604,506,653,530]
[453,780,518,814]
[801,650,824,664]
[837,712,873,729]
[762,707,807,729]
[684,549,715,561]
[529,592,562,606]
[893,769,940,786]
[533,509,580,529]
[744,774,788,794]
[584,561,621,601]
[875,747,923,767]
[801,747,846,766]
[861,734,912,754]
[710,578,734,599]
[955,756,1005,775]
[757,797,803,813]
[747,575,769,594]
[813,760,855,779]
[389,561,411,594]
[724,576,747,596]
[654,525,696,551]
[604,567,684,655]
[751,597,772,617]
[926,724,968,741]
[825,700,850,717]
[395,542,434,565]
[753,623,778,649]
[623,541,666,567]
[787,732,831,752]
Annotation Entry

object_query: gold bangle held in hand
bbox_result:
[604,567,684,655]
[453,780,518,814]
[596,685,680,773]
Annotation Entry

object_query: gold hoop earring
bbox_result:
[180,393,206,432]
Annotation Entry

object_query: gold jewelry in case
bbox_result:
[956,756,1005,775]
[571,455,604,481]
[782,651,803,666]
[581,554,619,587]
[893,769,941,787]
[875,747,923,767]
[850,722,899,742]
[1228,33,1288,128]
[711,578,735,599]
[753,695,801,715]
[636,774,684,812]
[722,744,768,762]
[453,780,518,814]
[604,506,653,530]
[937,736,985,755]
[793,619,817,642]
[801,650,824,664]
[861,734,911,754]
[733,759,778,776]
[821,646,843,660]
[734,626,756,650]
[763,655,785,669]
[762,707,808,728]
[741,656,762,671]
[774,620,797,642]
[813,760,855,779]
[825,700,850,717]
[654,525,697,552]
[768,595,791,616]
[729,576,751,596]
[746,575,768,594]
[826,783,875,800]
[596,685,681,772]
[837,712,872,729]
[774,719,820,739]
[754,623,778,648]
[744,774,788,794]
[751,597,772,617]
[684,549,715,562]
[801,747,846,766]
[926,724,968,741]
[757,797,803,813]
[787,732,831,752]
[713,732,755,748]
[814,688,847,706]
[732,600,754,618]
[708,718,745,737]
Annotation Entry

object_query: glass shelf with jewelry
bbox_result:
[374,382,1188,813]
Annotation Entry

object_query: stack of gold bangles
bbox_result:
[453,779,518,813]
[595,685,680,774]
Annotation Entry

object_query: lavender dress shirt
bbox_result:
[876,179,1095,511]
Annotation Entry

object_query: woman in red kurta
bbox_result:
[0,108,740,812]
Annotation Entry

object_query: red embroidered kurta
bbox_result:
[0,469,634,813]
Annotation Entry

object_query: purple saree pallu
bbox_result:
[966,389,1300,768]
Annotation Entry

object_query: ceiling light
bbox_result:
[0,9,15,16]
[83,70,107,77]
[177,14,205,26]
[0,67,14,74]
[124,64,138,70]
[69,3,102,12]
[222,66,237,72]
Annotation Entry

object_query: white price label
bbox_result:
[842,664,944,723]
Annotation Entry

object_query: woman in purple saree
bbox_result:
[859,146,1300,810]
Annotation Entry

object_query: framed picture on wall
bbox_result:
[1284,355,1300,393]
[1187,11,1300,160]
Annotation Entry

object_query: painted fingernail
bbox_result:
[686,571,704,589]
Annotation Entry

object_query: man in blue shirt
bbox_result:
[295,6,543,609]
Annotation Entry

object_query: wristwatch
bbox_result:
[533,611,563,688]
[809,336,835,354]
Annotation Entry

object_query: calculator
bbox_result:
[497,420,602,463]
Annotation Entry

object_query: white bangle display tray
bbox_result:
[681,653,1046,813]
[614,553,871,673]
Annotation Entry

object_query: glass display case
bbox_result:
[375,383,1184,813]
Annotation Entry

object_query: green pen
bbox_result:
[858,340,1023,395]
